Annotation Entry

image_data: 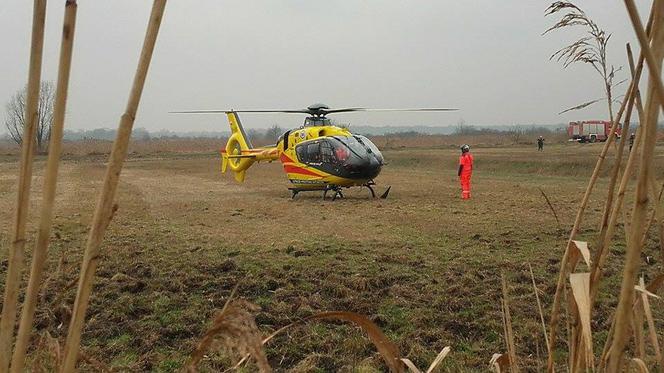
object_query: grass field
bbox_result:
[0,142,663,371]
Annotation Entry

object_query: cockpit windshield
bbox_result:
[354,135,384,163]
[296,137,359,165]
[329,136,368,161]
[295,135,383,180]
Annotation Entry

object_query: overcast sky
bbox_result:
[0,1,652,132]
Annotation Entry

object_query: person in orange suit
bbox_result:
[458,144,473,199]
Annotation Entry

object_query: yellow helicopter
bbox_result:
[173,104,456,199]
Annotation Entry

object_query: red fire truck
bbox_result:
[567,120,621,143]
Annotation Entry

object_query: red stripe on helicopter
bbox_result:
[279,153,319,176]
[280,153,293,163]
[283,165,321,177]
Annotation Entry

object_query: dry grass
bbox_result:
[2,142,662,370]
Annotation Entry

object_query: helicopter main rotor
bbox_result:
[171,103,458,118]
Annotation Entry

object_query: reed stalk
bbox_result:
[638,277,661,363]
[528,263,550,356]
[599,274,664,369]
[546,59,631,373]
[573,30,650,372]
[501,274,519,373]
[547,17,652,366]
[59,1,166,371]
[633,293,645,360]
[607,0,664,369]
[628,32,664,256]
[8,2,78,371]
[628,42,664,262]
[0,1,48,370]
[642,178,664,256]
[623,43,649,247]
[625,0,664,111]
[589,40,647,304]
[594,46,643,265]
[589,127,643,302]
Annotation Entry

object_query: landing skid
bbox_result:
[364,180,390,199]
[289,186,344,200]
[366,182,376,198]
[289,181,390,201]
[322,185,344,201]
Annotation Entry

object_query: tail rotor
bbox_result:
[221,112,255,182]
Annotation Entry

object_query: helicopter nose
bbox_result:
[348,158,382,180]
[364,162,382,179]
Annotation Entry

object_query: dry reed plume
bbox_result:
[188,292,456,372]
[187,298,270,372]
[544,1,620,121]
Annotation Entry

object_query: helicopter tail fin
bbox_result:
[234,170,246,182]
[221,112,257,182]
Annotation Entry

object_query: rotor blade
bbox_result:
[322,108,367,114]
[348,108,459,112]
[324,108,458,114]
[170,109,309,114]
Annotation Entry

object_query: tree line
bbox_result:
[3,81,287,151]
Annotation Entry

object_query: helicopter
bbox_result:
[173,104,456,200]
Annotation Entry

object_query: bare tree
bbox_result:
[264,124,283,143]
[544,2,620,122]
[453,118,478,135]
[454,118,466,135]
[246,128,260,144]
[4,81,55,153]
[508,124,524,144]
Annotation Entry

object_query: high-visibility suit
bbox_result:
[458,152,473,199]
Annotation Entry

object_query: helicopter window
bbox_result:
[334,146,349,162]
[304,117,331,127]
[320,141,335,163]
[295,137,380,168]
[329,136,367,159]
[296,141,323,164]
[307,142,321,163]
[295,143,306,162]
